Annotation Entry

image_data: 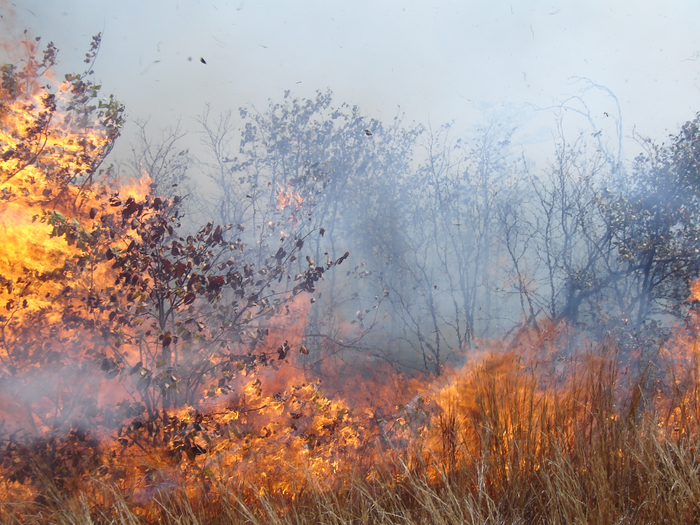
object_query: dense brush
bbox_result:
[3,344,700,524]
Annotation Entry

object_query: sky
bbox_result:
[2,0,700,163]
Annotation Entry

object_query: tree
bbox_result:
[526,122,612,325]
[197,91,423,370]
[0,36,343,488]
[601,115,700,324]
[0,34,124,437]
[124,118,194,205]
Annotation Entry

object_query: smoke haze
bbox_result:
[5,0,700,152]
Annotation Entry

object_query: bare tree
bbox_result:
[126,118,193,202]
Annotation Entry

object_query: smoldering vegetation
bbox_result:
[127,87,700,376]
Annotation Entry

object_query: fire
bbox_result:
[0,38,145,450]
[0,36,406,502]
[277,185,304,212]
[2,35,700,524]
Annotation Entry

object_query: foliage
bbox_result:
[601,115,700,323]
[0,34,123,192]
[0,36,344,493]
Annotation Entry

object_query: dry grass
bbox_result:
[3,344,700,524]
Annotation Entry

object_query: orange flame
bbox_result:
[277,185,304,211]
[4,36,700,518]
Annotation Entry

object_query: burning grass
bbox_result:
[2,333,700,524]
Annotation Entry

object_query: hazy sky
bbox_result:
[3,0,700,161]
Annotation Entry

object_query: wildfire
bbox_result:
[3,34,700,525]
[0,35,410,503]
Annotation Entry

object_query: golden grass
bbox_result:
[3,343,700,524]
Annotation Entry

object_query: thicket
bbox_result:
[0,35,351,494]
[162,85,700,376]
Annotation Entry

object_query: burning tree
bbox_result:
[0,35,358,494]
[0,34,124,436]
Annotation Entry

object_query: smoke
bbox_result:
[137,83,697,380]
[3,17,700,516]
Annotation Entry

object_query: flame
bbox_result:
[277,185,304,211]
[0,40,149,447]
[3,36,700,520]
[0,90,97,316]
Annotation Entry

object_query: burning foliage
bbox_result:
[2,34,700,525]
[0,34,365,503]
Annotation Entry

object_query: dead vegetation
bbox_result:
[3,339,700,525]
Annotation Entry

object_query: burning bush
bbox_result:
[0,35,363,500]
